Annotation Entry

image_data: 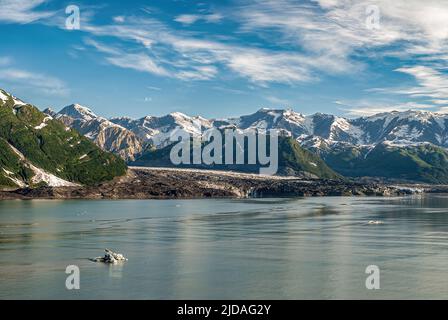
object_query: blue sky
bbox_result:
[1,0,448,119]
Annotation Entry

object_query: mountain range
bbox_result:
[47,102,448,183]
[52,105,448,149]
[3,86,448,186]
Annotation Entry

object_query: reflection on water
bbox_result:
[0,196,447,299]
[109,263,124,279]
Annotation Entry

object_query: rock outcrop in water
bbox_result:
[90,249,128,264]
[0,167,417,200]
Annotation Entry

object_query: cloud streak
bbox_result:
[0,68,68,96]
[336,100,435,117]
[394,66,448,102]
[0,0,55,24]
[80,13,352,85]
[174,13,223,25]
[78,0,448,88]
[0,56,12,66]
[6,0,448,113]
[234,0,448,109]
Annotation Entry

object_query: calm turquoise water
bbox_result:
[0,196,448,299]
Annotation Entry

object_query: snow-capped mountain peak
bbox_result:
[53,104,143,161]
[57,104,98,121]
[0,89,27,107]
[0,89,9,103]
[169,111,189,119]
[43,107,56,117]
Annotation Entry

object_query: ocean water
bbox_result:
[0,195,447,299]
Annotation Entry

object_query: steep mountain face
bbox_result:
[110,113,213,149]
[131,135,340,179]
[0,89,127,189]
[110,108,364,149]
[350,111,448,146]
[276,137,341,179]
[285,111,448,183]
[52,104,144,161]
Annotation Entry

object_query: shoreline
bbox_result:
[0,167,436,200]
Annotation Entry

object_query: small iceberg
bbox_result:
[90,249,128,264]
[368,220,384,225]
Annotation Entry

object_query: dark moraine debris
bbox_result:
[0,167,417,200]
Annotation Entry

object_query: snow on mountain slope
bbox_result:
[29,163,79,187]
[0,89,9,103]
[351,110,448,147]
[53,105,144,161]
[58,104,98,121]
[215,108,311,135]
[6,141,79,187]
[34,116,53,130]
[212,108,366,146]
[0,89,26,107]
[54,102,448,160]
[0,88,127,189]
[111,112,213,148]
[4,85,448,183]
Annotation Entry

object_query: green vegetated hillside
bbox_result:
[322,142,448,184]
[131,135,341,179]
[0,89,127,189]
[277,137,341,179]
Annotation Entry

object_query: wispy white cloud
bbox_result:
[86,36,223,81]
[336,100,434,117]
[7,0,448,112]
[85,38,220,80]
[432,100,448,106]
[265,96,291,106]
[176,65,218,81]
[394,66,448,101]
[211,86,248,95]
[85,38,168,76]
[366,65,448,110]
[0,56,12,66]
[163,35,321,83]
[0,0,55,24]
[0,51,66,98]
[79,0,448,87]
[437,106,448,113]
[174,14,201,25]
[233,0,448,107]
[237,0,448,59]
[113,16,125,24]
[174,13,223,25]
[106,54,169,77]
[0,68,68,96]
[4,0,419,87]
[80,16,338,84]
